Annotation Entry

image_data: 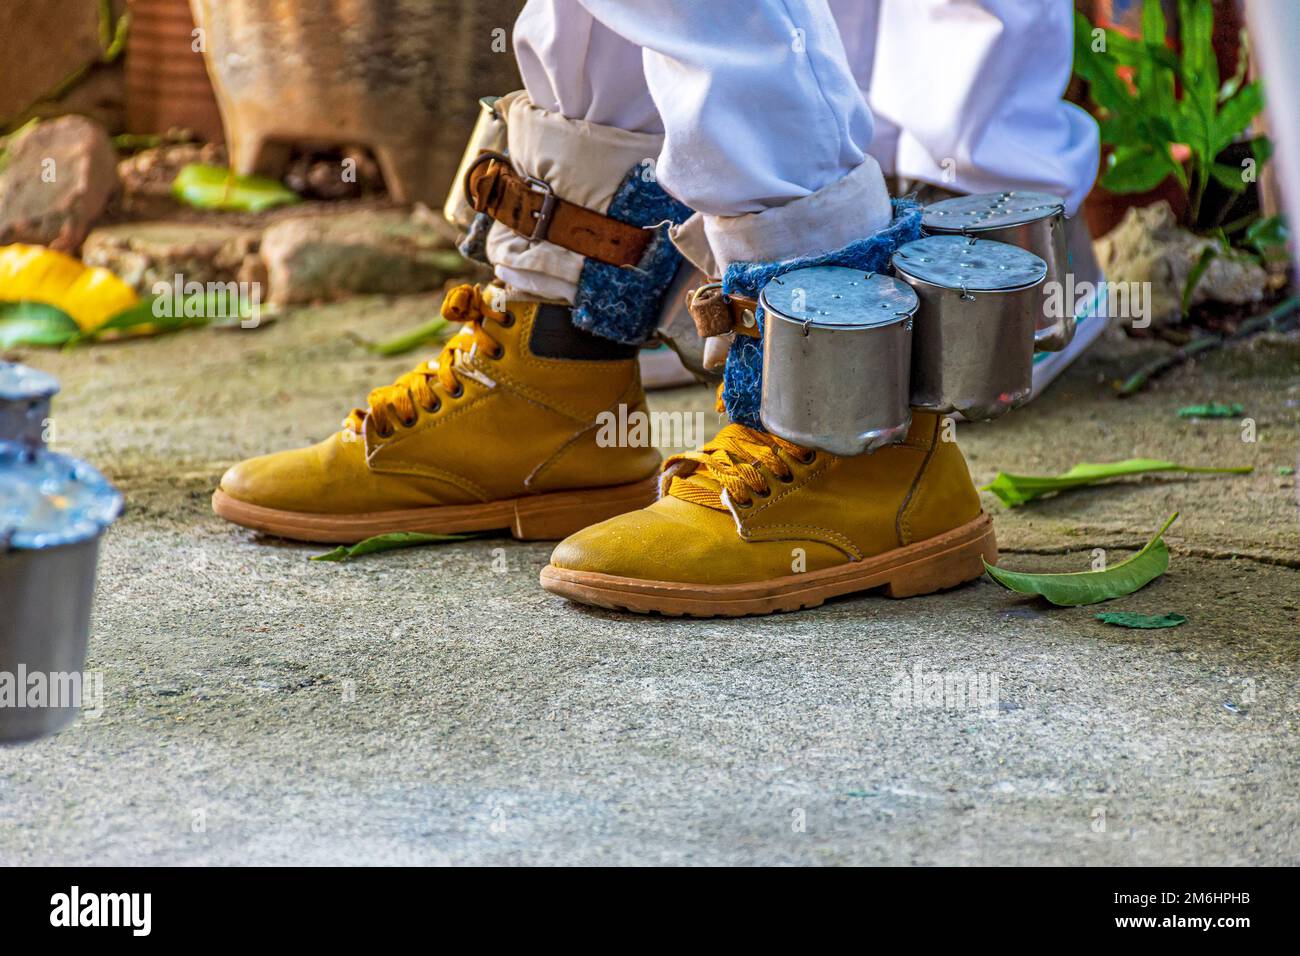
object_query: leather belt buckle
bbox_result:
[525,175,557,243]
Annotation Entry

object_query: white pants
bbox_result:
[501,0,1098,296]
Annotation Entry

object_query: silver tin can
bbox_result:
[442,96,508,231]
[0,362,59,447]
[892,235,1047,421]
[922,191,1074,352]
[759,265,918,456]
[1,442,123,744]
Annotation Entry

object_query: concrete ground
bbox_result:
[1,294,1296,865]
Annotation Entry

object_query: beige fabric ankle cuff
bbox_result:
[669,156,894,276]
[486,91,666,304]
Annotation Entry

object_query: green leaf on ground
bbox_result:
[981,459,1252,508]
[1280,466,1296,476]
[0,301,81,347]
[172,164,301,213]
[1095,611,1187,629]
[311,531,472,562]
[983,514,1178,607]
[366,317,450,357]
[1177,402,1244,418]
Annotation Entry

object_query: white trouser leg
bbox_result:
[834,0,1099,216]
[504,0,893,286]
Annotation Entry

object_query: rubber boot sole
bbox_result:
[211,476,660,544]
[539,513,997,618]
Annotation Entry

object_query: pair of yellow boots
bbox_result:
[213,284,995,616]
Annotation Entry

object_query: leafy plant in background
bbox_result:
[1074,0,1288,309]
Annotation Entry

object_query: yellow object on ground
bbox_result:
[212,284,662,542]
[541,412,996,617]
[0,244,139,331]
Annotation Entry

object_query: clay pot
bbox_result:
[125,0,224,141]
[188,0,524,206]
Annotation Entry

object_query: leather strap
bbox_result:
[686,284,761,339]
[465,152,652,268]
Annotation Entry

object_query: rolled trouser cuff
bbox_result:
[486,92,691,344]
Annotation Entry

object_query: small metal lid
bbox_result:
[759,265,918,330]
[922,190,1065,234]
[892,236,1047,292]
[0,442,123,550]
[0,362,59,402]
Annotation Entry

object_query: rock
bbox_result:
[0,115,119,253]
[259,208,467,305]
[82,220,261,295]
[1094,201,1268,325]
[0,1,104,124]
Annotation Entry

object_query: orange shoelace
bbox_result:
[667,423,814,511]
[344,284,512,438]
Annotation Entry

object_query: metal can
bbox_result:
[1,442,123,743]
[892,235,1047,421]
[759,265,918,456]
[0,362,59,447]
[442,95,508,231]
[922,191,1074,352]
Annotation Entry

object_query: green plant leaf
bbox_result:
[66,291,253,344]
[1102,148,1175,193]
[365,317,450,357]
[984,514,1178,607]
[1244,214,1289,258]
[310,531,472,562]
[981,458,1252,508]
[1139,0,1175,120]
[1181,245,1219,316]
[1212,81,1264,157]
[0,301,81,347]
[1177,402,1244,419]
[1247,134,1274,166]
[1095,611,1187,629]
[1208,161,1249,193]
[172,164,300,213]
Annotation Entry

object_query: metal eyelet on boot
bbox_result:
[799,451,817,465]
[498,311,516,327]
[448,383,464,399]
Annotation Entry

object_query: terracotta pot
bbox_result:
[125,0,224,141]
[189,0,524,206]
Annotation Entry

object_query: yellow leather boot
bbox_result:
[541,411,996,616]
[213,285,661,542]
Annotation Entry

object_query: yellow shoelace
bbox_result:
[344,284,511,438]
[668,423,814,511]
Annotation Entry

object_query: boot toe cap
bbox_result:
[549,496,836,585]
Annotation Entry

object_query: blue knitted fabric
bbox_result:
[720,199,923,429]
[572,165,694,345]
